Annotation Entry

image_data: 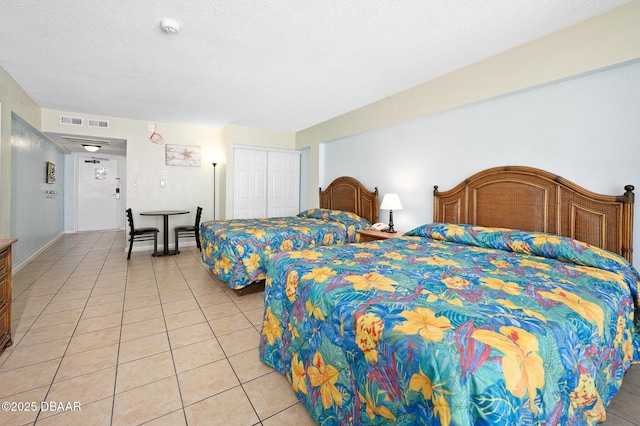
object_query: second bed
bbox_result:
[200,176,379,290]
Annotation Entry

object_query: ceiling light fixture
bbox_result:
[82,144,100,152]
[160,18,180,34]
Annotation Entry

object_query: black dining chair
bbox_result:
[126,208,159,260]
[174,206,203,253]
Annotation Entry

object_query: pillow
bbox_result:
[405,223,633,274]
[298,208,371,241]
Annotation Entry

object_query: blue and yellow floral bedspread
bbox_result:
[200,209,370,289]
[259,223,640,425]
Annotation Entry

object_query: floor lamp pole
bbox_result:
[212,163,217,221]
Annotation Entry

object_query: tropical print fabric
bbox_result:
[259,223,640,425]
[199,209,370,289]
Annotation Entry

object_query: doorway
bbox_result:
[76,155,123,231]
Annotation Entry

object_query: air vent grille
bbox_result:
[60,116,83,126]
[88,119,109,128]
[60,135,112,145]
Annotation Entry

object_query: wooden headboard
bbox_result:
[433,166,635,263]
[319,176,379,224]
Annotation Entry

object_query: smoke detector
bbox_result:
[160,19,180,34]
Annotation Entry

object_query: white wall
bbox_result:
[323,60,640,264]
[0,67,41,239]
[10,113,66,266]
[299,146,311,210]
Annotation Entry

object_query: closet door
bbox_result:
[234,148,267,219]
[267,151,300,217]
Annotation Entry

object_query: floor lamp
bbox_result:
[212,163,217,221]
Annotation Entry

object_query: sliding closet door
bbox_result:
[233,147,301,219]
[234,148,267,219]
[267,151,300,217]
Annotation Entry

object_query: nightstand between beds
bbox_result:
[358,229,404,242]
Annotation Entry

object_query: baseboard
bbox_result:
[13,231,65,274]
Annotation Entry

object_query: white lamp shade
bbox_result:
[380,193,403,210]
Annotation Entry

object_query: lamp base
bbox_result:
[387,210,395,233]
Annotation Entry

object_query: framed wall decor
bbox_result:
[46,161,56,183]
[165,144,201,167]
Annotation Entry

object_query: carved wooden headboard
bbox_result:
[319,176,379,224]
[433,166,634,263]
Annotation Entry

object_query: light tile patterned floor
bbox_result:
[0,230,639,425]
[0,231,314,425]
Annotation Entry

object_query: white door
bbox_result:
[77,155,122,231]
[267,151,300,217]
[234,148,267,219]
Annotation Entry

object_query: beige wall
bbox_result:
[41,109,224,235]
[0,67,41,238]
[36,114,298,229]
[296,1,640,207]
[0,86,295,247]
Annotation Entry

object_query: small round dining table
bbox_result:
[140,210,189,256]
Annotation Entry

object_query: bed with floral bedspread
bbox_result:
[200,208,371,289]
[259,223,640,425]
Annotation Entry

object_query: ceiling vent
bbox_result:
[60,116,83,126]
[60,135,112,146]
[88,119,109,128]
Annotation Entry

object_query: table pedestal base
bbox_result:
[152,250,179,257]
[139,210,190,258]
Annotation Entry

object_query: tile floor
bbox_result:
[0,231,314,425]
[0,230,638,425]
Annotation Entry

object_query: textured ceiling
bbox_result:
[0,0,630,134]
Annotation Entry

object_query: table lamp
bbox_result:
[380,193,403,233]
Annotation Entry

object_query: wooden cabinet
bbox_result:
[358,229,403,242]
[0,238,17,352]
